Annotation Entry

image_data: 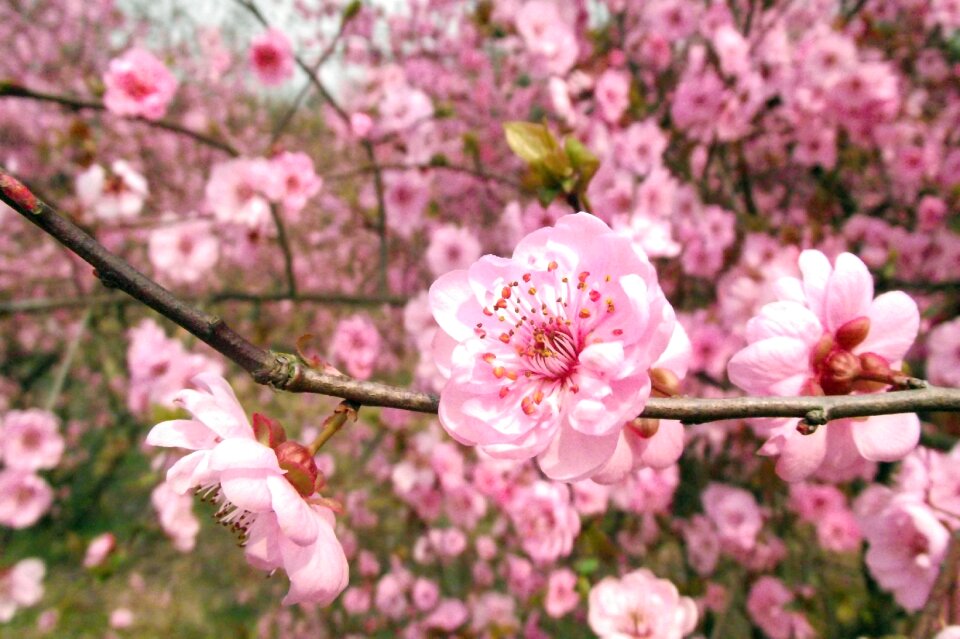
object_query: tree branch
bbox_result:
[0,83,240,157]
[4,167,960,424]
[325,162,522,189]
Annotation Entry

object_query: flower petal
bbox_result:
[852,412,920,462]
[267,474,319,546]
[146,419,218,450]
[859,291,919,362]
[824,253,873,332]
[774,424,827,481]
[428,269,476,342]
[727,336,811,395]
[537,424,620,481]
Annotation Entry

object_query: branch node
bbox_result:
[255,352,304,390]
[799,408,827,432]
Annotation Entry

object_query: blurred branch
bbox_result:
[0,291,408,316]
[43,307,91,411]
[912,529,960,639]
[5,167,960,421]
[326,162,522,189]
[0,83,240,156]
[268,203,298,298]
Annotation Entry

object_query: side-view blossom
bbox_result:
[0,558,45,622]
[588,568,698,639]
[103,48,177,120]
[727,250,921,480]
[146,373,349,606]
[429,213,676,482]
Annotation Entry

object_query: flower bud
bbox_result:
[629,418,660,438]
[809,333,834,368]
[835,316,871,350]
[821,350,861,395]
[649,367,680,398]
[275,440,318,497]
[252,412,286,448]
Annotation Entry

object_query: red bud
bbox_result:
[836,316,871,350]
[252,413,287,448]
[810,333,835,368]
[275,441,319,497]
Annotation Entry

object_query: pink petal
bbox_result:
[219,470,274,512]
[279,508,349,606]
[859,291,919,362]
[636,419,685,469]
[798,250,832,320]
[146,419,218,450]
[244,512,282,571]
[744,302,822,344]
[774,425,827,481]
[591,431,634,485]
[428,269,476,342]
[579,342,626,373]
[174,390,249,440]
[438,381,523,446]
[267,475,319,546]
[191,373,250,434]
[653,324,692,378]
[431,330,458,380]
[165,451,207,493]
[209,438,280,472]
[727,336,811,395]
[852,412,920,462]
[537,423,620,481]
[824,253,873,332]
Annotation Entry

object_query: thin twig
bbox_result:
[326,162,522,189]
[44,307,92,411]
[5,168,960,424]
[268,203,298,298]
[0,83,240,156]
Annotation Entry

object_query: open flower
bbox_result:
[146,373,348,606]
[588,568,698,638]
[727,250,920,481]
[103,48,177,120]
[429,213,676,481]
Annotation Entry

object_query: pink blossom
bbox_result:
[595,69,631,123]
[109,608,135,629]
[423,599,468,632]
[0,470,53,528]
[544,568,579,618]
[506,481,580,565]
[103,48,177,120]
[816,508,861,552]
[788,483,847,523]
[266,151,322,215]
[515,1,579,75]
[429,214,676,481]
[681,515,720,576]
[701,483,763,553]
[384,171,431,239]
[727,250,921,481]
[75,161,149,222]
[249,29,295,86]
[588,568,698,639]
[330,314,381,380]
[374,572,409,619]
[0,409,63,471]
[412,577,439,611]
[426,224,483,277]
[205,158,275,229]
[927,318,960,388]
[610,465,680,515]
[935,627,960,639]
[146,373,349,605]
[0,558,45,622]
[615,119,668,176]
[148,219,220,286]
[857,493,949,611]
[746,576,811,639]
[83,533,116,568]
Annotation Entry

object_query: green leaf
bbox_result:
[574,557,599,575]
[565,137,600,185]
[503,121,560,165]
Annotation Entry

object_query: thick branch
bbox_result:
[0,83,240,157]
[4,167,960,423]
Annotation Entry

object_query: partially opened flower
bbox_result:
[429,213,676,481]
[146,373,348,606]
[588,568,698,639]
[727,250,921,480]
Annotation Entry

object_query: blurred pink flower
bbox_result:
[701,483,763,553]
[249,29,295,86]
[148,219,220,286]
[205,158,275,229]
[544,568,579,618]
[1,409,63,471]
[595,69,631,123]
[515,1,578,75]
[151,479,200,552]
[330,314,381,380]
[927,318,960,388]
[0,470,52,528]
[103,48,177,120]
[728,250,921,480]
[507,481,580,565]
[75,160,149,222]
[426,224,482,277]
[747,576,813,639]
[429,214,676,481]
[588,568,698,639]
[0,558,45,622]
[266,151,322,215]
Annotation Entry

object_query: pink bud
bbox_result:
[809,333,834,368]
[821,351,861,395]
[835,316,871,350]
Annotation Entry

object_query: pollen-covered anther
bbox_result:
[501,286,512,299]
[547,261,558,271]
[482,352,496,363]
[579,308,592,318]
[589,290,601,302]
[521,396,536,415]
